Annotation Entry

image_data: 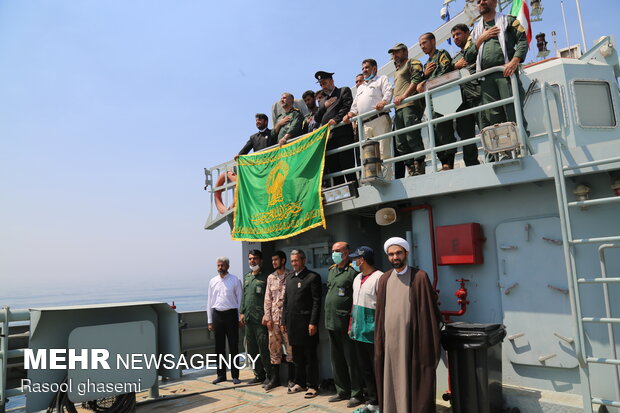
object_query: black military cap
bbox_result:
[314,71,334,82]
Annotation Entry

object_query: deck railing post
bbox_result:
[0,306,9,412]
[424,91,437,173]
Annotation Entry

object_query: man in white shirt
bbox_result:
[207,256,243,384]
[343,58,394,180]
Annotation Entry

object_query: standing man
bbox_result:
[354,73,364,88]
[313,71,355,184]
[282,249,322,399]
[207,257,243,385]
[302,90,319,133]
[389,43,426,176]
[263,251,296,391]
[325,242,363,408]
[349,246,383,412]
[343,59,394,180]
[374,237,442,412]
[237,114,275,156]
[469,0,528,133]
[417,32,457,170]
[451,24,481,167]
[272,92,304,146]
[239,250,270,385]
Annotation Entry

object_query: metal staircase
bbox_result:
[543,82,620,412]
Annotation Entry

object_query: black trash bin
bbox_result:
[441,322,506,413]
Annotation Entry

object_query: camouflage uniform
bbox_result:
[424,49,457,168]
[264,269,294,364]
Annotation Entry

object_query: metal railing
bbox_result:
[204,66,527,222]
[325,66,526,182]
[0,306,30,411]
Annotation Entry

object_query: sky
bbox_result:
[0,0,617,301]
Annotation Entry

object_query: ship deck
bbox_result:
[131,369,452,413]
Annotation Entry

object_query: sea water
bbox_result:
[1,281,214,411]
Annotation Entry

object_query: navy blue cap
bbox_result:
[349,246,374,261]
[315,71,334,82]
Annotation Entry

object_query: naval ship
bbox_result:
[2,0,619,412]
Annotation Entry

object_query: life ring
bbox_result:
[214,171,237,214]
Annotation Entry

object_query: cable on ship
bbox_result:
[46,377,136,413]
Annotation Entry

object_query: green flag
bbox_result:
[232,125,330,241]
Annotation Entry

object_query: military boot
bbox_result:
[264,364,280,391]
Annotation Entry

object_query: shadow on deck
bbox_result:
[134,369,452,413]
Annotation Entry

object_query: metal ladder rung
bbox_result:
[563,155,620,171]
[568,196,620,208]
[591,398,620,408]
[582,317,620,324]
[578,277,620,284]
[571,236,620,245]
[587,357,620,366]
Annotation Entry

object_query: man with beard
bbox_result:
[239,250,270,386]
[313,71,355,184]
[468,0,528,133]
[237,113,274,156]
[207,256,243,385]
[451,24,481,167]
[272,92,304,146]
[263,251,296,391]
[389,43,426,176]
[282,249,322,398]
[417,32,457,171]
[374,237,442,412]
[302,90,319,133]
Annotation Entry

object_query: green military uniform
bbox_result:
[325,261,363,399]
[271,108,304,142]
[240,269,270,381]
[467,15,529,132]
[424,48,457,168]
[453,38,481,166]
[393,58,426,167]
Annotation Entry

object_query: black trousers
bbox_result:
[292,343,319,390]
[325,127,357,185]
[212,309,239,379]
[355,340,378,405]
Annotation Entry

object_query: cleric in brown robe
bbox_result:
[374,237,442,412]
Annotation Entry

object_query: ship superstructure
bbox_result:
[201,24,620,413]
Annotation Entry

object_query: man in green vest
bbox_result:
[271,92,304,146]
[451,24,481,167]
[239,249,270,385]
[325,241,363,408]
[417,32,457,170]
[468,0,528,133]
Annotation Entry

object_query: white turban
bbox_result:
[384,237,410,254]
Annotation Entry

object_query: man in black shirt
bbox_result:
[238,113,275,156]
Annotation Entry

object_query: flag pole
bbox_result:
[560,1,570,48]
[575,0,587,52]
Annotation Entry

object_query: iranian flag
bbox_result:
[510,0,532,46]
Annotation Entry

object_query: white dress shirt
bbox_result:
[207,272,242,323]
[350,75,393,116]
[396,266,409,276]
